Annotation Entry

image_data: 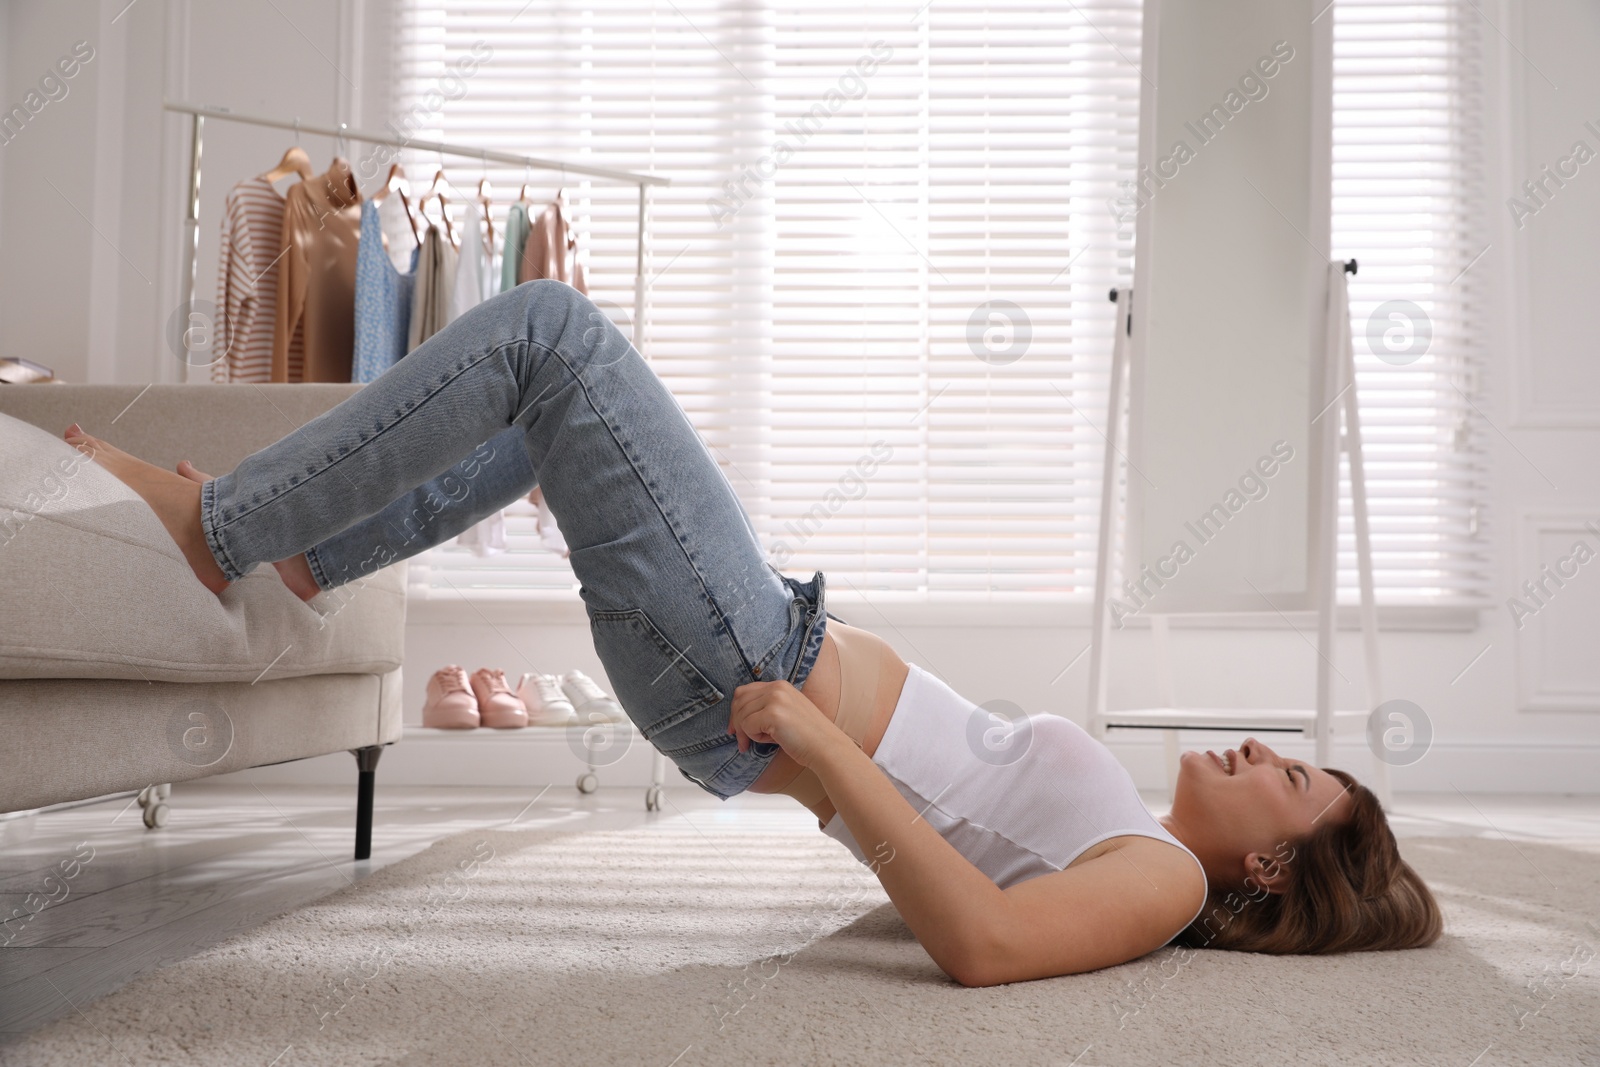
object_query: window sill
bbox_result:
[406,591,1484,632]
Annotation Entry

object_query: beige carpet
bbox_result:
[3,823,1597,1066]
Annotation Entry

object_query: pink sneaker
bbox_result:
[470,667,529,729]
[423,665,479,729]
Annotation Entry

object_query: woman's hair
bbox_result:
[1175,769,1443,954]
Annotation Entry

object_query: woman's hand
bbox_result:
[727,680,847,769]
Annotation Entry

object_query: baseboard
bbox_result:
[213,730,1600,796]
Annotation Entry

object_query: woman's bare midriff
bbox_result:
[750,625,1176,876]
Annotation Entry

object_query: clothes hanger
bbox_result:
[476,149,496,249]
[373,163,421,247]
[332,122,351,167]
[325,123,360,202]
[419,166,457,247]
[259,116,312,183]
[417,167,443,228]
[553,185,581,281]
[476,179,496,246]
[259,145,312,183]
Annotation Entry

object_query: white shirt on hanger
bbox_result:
[450,201,497,321]
[451,199,513,560]
[378,193,419,273]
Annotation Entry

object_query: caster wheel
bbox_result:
[142,803,169,829]
[156,783,171,800]
[576,772,599,795]
[645,785,662,812]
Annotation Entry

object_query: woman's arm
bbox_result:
[729,679,1012,985]
[806,730,1017,984]
[729,680,1204,987]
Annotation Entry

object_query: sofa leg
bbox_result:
[351,745,383,860]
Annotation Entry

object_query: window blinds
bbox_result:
[1332,0,1487,605]
[394,0,1484,608]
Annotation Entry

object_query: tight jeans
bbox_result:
[199,280,829,797]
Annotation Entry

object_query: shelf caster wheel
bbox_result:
[137,784,172,830]
[645,785,662,812]
[576,772,599,795]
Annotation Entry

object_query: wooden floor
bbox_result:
[2,782,1597,1044]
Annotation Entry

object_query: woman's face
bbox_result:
[1169,737,1354,888]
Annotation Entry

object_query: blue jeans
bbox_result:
[199,280,829,798]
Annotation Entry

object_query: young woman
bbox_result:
[65,280,1441,986]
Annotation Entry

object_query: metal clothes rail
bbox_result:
[163,100,670,368]
[162,101,673,811]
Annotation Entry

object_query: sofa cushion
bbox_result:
[0,412,406,683]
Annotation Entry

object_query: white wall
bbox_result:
[1,0,1595,794]
[0,0,8,342]
[0,0,393,384]
[1498,0,1600,734]
[0,0,103,379]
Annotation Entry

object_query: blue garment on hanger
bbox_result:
[353,199,417,383]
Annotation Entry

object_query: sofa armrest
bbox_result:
[0,383,409,683]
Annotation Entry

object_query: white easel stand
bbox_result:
[1088,265,1392,809]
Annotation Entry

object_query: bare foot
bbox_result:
[63,424,230,595]
[176,460,322,602]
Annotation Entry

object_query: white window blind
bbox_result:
[1331,0,1487,606]
[394,0,776,597]
[393,0,1485,608]
[758,1,1137,599]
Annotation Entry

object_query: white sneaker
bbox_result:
[515,672,578,726]
[560,670,624,724]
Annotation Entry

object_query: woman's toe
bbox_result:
[176,460,215,483]
[66,428,109,458]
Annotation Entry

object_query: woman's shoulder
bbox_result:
[1100,834,1209,925]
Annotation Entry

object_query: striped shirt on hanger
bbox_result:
[212,177,302,383]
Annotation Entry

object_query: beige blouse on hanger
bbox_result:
[273,160,363,383]
[518,196,587,295]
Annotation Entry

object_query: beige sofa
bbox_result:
[0,384,406,858]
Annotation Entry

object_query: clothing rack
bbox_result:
[164,100,670,381]
[163,101,674,812]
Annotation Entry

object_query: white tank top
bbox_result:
[821,664,1207,922]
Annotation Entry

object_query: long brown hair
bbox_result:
[1175,769,1443,954]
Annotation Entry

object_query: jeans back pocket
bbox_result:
[588,607,725,741]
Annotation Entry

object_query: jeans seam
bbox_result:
[209,339,524,540]
[552,341,759,678]
[709,743,781,796]
[591,607,724,742]
[199,478,246,582]
[660,732,736,759]
[752,586,798,677]
[303,545,334,591]
[692,738,771,788]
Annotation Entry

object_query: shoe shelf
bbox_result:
[404,719,669,812]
